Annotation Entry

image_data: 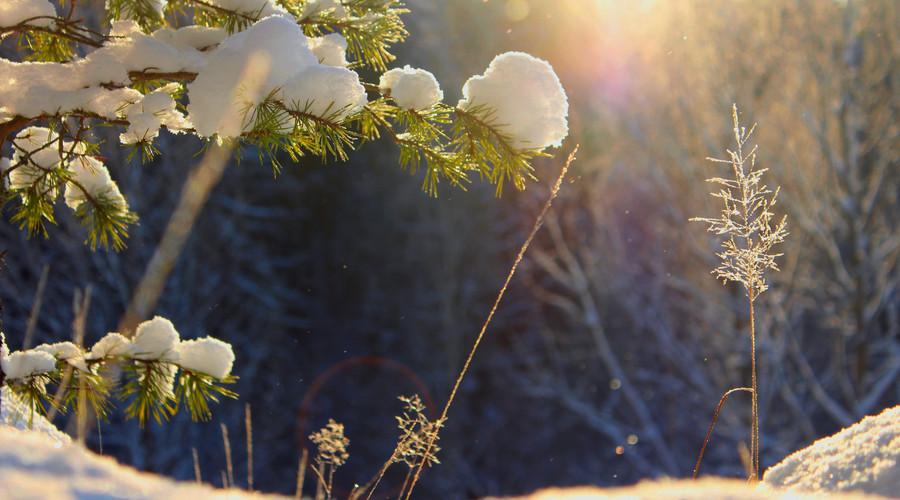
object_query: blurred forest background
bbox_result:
[1,0,898,498]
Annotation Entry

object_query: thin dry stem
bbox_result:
[245,404,254,491]
[296,449,309,499]
[221,423,234,488]
[192,447,202,483]
[404,146,578,499]
[692,387,753,478]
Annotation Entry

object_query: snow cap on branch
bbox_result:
[1,349,57,380]
[459,51,568,150]
[9,127,84,198]
[81,21,207,86]
[302,0,347,19]
[120,85,191,144]
[205,0,287,18]
[152,26,228,51]
[34,342,88,372]
[187,15,318,138]
[64,156,128,215]
[175,337,235,379]
[0,0,56,28]
[379,65,443,111]
[130,316,180,361]
[280,65,367,121]
[86,333,131,360]
[309,33,349,67]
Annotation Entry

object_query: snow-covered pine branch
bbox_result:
[0,316,237,427]
[1,0,570,249]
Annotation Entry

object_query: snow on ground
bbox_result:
[0,422,285,499]
[763,405,899,496]
[493,478,884,500]
[1,387,71,446]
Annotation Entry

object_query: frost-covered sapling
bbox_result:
[0,315,237,427]
[691,105,788,481]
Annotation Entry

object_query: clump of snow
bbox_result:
[1,387,70,445]
[85,333,131,360]
[187,15,318,138]
[764,405,900,497]
[0,0,56,28]
[120,85,190,144]
[309,33,349,67]
[130,316,180,361]
[81,20,208,86]
[175,337,235,379]
[204,0,287,18]
[458,51,568,150]
[0,424,285,499]
[379,65,443,111]
[9,127,86,196]
[33,342,87,372]
[494,478,882,500]
[1,348,56,380]
[63,156,128,216]
[152,25,227,51]
[280,65,367,120]
[302,0,347,19]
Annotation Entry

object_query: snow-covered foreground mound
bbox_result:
[493,478,882,500]
[1,387,70,446]
[497,405,899,500]
[764,405,899,496]
[0,425,285,499]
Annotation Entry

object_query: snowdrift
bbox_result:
[763,405,899,496]
[0,420,283,499]
[500,405,899,499]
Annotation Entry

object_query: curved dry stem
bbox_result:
[692,386,753,479]
[403,146,577,499]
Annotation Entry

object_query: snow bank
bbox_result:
[0,424,285,499]
[493,478,883,500]
[764,405,899,496]
[459,51,568,150]
[1,387,70,446]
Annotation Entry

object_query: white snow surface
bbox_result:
[0,0,56,27]
[494,478,884,500]
[379,65,443,111]
[187,15,319,137]
[33,341,88,372]
[64,155,128,215]
[0,424,284,499]
[459,51,568,150]
[764,405,900,496]
[309,33,349,67]
[85,332,131,360]
[0,349,56,380]
[175,337,235,379]
[205,0,287,17]
[0,387,70,445]
[280,65,367,121]
[130,316,180,361]
[301,0,347,19]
